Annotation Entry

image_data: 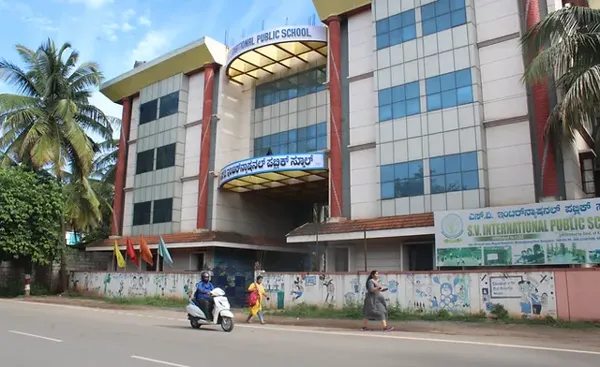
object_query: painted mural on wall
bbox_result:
[68,270,559,318]
[259,271,557,318]
[479,272,557,318]
[69,271,205,299]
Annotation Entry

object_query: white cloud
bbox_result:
[4,1,58,32]
[122,22,134,32]
[65,0,114,8]
[138,15,151,27]
[90,91,122,120]
[123,8,136,20]
[129,30,176,65]
[100,23,120,41]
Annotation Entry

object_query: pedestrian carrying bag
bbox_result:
[247,283,259,307]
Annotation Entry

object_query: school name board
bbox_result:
[225,26,327,68]
[434,198,600,267]
[218,153,326,187]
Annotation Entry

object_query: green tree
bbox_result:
[521,6,600,151]
[0,168,64,265]
[0,39,113,290]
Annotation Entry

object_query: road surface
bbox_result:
[0,299,598,367]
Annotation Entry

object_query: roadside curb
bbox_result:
[12,297,600,342]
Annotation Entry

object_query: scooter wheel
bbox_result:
[190,320,201,329]
[221,317,234,332]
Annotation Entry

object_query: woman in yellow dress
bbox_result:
[247,275,270,324]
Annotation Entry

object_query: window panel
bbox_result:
[429,151,479,194]
[380,81,420,121]
[317,136,327,150]
[133,201,152,226]
[139,99,158,125]
[376,10,416,50]
[153,198,173,224]
[254,66,325,109]
[389,13,402,30]
[156,143,176,170]
[380,160,425,200]
[420,0,466,36]
[450,0,466,10]
[136,149,154,174]
[381,182,395,200]
[427,94,442,111]
[159,91,179,118]
[317,122,327,137]
[425,68,473,111]
[436,0,451,14]
[394,163,409,180]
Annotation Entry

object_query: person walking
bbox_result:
[247,275,270,324]
[362,270,393,332]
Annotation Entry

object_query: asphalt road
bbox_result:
[0,300,599,367]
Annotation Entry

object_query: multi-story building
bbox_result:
[88,0,599,283]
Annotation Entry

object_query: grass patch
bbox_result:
[64,292,189,308]
[264,303,600,329]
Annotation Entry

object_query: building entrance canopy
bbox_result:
[218,152,328,193]
[225,26,328,85]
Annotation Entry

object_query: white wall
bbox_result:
[563,132,588,200]
[371,0,487,217]
[123,96,140,236]
[478,38,528,121]
[186,72,205,124]
[348,10,380,220]
[474,0,520,44]
[486,121,536,205]
[475,0,537,207]
[210,74,297,238]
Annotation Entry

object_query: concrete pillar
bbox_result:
[325,16,344,218]
[111,97,133,236]
[196,63,218,229]
[523,0,559,198]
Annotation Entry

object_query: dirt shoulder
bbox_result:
[16,296,600,346]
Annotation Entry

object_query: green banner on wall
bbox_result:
[434,198,600,267]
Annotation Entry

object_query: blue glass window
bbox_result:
[376,9,417,50]
[378,81,421,122]
[421,0,466,36]
[429,151,479,194]
[425,68,473,111]
[255,66,326,109]
[253,122,327,156]
[380,160,425,199]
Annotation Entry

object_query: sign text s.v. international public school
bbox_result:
[225,26,328,68]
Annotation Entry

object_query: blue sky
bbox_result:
[0,0,318,121]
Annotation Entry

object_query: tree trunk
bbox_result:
[59,220,68,293]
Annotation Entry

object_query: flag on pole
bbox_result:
[139,234,153,266]
[113,240,126,269]
[158,235,173,267]
[126,237,140,267]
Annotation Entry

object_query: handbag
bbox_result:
[247,283,259,307]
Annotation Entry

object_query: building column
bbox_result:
[196,63,217,229]
[111,97,133,236]
[524,0,559,198]
[326,16,344,219]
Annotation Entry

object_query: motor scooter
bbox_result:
[186,287,235,332]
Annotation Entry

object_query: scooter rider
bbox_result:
[194,272,215,318]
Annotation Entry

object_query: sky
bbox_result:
[0,0,318,123]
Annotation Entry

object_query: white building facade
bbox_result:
[93,0,599,276]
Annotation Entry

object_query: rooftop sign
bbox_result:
[226,26,327,67]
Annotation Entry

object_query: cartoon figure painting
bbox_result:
[411,274,470,312]
[518,279,543,318]
[319,274,335,306]
[291,276,305,301]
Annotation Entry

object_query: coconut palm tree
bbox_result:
[0,39,113,291]
[521,5,600,150]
